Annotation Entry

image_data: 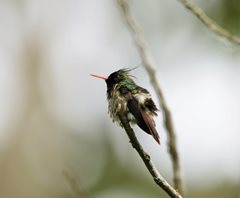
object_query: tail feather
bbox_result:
[140,109,160,144]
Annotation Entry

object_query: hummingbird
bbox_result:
[91,68,160,144]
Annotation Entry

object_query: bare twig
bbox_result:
[117,0,183,194]
[118,113,183,198]
[179,0,240,45]
[63,170,89,198]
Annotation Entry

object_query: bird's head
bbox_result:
[91,68,134,89]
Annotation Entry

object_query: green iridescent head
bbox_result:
[90,68,137,97]
[106,68,131,83]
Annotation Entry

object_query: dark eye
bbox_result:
[114,75,120,82]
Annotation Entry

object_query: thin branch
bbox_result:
[179,0,240,45]
[117,0,183,194]
[63,170,89,198]
[118,113,183,198]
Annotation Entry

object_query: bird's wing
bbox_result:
[133,86,159,115]
[139,108,160,144]
[120,87,160,144]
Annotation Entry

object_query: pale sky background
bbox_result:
[0,0,239,193]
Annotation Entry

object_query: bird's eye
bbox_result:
[113,75,120,82]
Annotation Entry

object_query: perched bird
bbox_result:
[91,68,160,144]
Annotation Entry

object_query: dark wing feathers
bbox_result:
[127,97,150,133]
[122,89,160,144]
[145,98,158,115]
[140,108,160,144]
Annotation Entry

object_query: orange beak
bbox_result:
[90,74,108,80]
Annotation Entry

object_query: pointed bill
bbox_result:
[90,74,108,80]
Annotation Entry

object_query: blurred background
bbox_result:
[0,0,239,197]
